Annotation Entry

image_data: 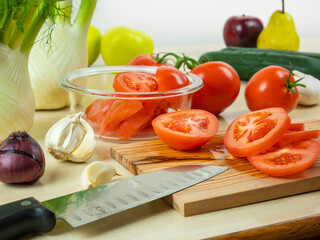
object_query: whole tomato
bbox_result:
[191,61,240,115]
[129,54,164,66]
[245,66,299,113]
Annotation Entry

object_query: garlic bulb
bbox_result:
[293,70,320,106]
[81,161,117,189]
[45,112,96,162]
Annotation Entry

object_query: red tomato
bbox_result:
[191,61,240,115]
[245,66,299,113]
[224,107,291,157]
[116,102,158,140]
[128,54,164,66]
[247,139,320,177]
[85,99,114,122]
[289,123,305,131]
[113,72,158,92]
[152,109,219,150]
[156,66,189,92]
[99,100,143,136]
[279,129,320,142]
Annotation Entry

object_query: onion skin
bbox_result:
[0,131,45,184]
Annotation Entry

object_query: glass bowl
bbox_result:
[60,66,203,142]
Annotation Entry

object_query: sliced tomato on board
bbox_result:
[224,107,291,157]
[289,123,305,131]
[113,72,158,92]
[99,100,143,136]
[85,99,114,122]
[280,129,320,142]
[247,139,320,177]
[152,109,219,150]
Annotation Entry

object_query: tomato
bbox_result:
[113,72,158,92]
[279,129,320,142]
[289,123,305,131]
[100,26,153,66]
[85,99,114,122]
[245,66,299,113]
[152,109,219,150]
[99,100,143,136]
[247,139,320,177]
[224,107,291,157]
[128,54,164,66]
[116,102,158,140]
[156,66,189,91]
[191,61,240,115]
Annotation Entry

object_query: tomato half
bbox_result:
[247,139,320,177]
[99,100,143,135]
[224,107,291,157]
[113,72,158,92]
[152,109,219,150]
[191,61,240,115]
[128,54,164,66]
[245,66,299,113]
[155,66,189,92]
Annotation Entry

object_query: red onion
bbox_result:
[0,131,45,184]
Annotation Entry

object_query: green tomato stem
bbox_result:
[285,71,306,93]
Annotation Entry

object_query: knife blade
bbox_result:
[0,165,227,239]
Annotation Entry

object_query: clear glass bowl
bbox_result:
[60,66,203,142]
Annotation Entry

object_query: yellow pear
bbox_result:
[257,8,299,51]
[87,26,102,66]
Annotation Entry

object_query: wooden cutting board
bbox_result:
[110,119,320,217]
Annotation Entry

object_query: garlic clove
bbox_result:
[81,161,117,189]
[45,112,96,162]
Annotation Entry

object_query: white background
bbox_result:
[87,0,320,47]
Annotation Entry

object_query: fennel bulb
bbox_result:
[0,44,34,139]
[0,0,62,140]
[29,0,97,110]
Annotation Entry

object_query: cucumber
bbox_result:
[221,46,320,61]
[199,49,320,80]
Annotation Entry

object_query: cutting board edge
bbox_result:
[170,175,320,217]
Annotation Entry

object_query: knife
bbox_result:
[0,165,227,239]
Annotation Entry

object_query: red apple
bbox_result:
[223,15,263,47]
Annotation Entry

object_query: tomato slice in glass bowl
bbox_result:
[152,109,219,150]
[247,139,320,177]
[224,107,291,157]
[113,72,158,92]
[99,100,143,136]
[85,99,114,122]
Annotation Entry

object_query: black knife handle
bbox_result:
[0,197,56,240]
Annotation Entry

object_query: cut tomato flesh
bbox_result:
[85,99,114,122]
[224,108,291,157]
[247,139,320,177]
[280,129,320,142]
[99,100,143,136]
[113,72,158,92]
[152,109,219,150]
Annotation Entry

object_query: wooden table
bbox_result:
[1,39,320,240]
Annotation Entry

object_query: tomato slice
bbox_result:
[113,72,158,92]
[152,109,219,150]
[247,139,320,177]
[279,129,320,142]
[85,99,114,122]
[99,100,143,136]
[116,102,158,140]
[289,123,305,131]
[224,107,291,157]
